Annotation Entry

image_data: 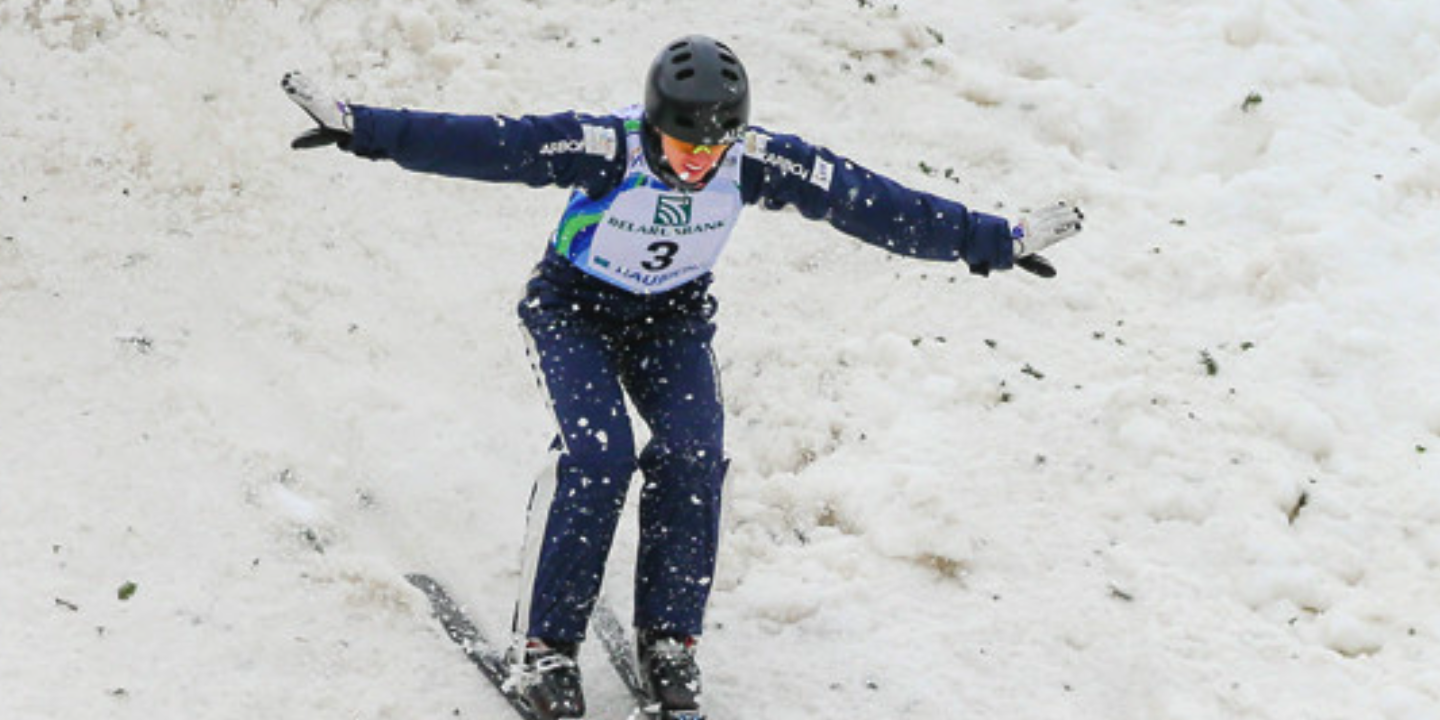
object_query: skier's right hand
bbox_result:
[281,71,353,150]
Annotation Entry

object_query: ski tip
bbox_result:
[405,573,439,590]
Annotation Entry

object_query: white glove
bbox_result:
[1011,202,1084,277]
[281,71,353,149]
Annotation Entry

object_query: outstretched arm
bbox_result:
[739,128,1080,277]
[281,72,626,196]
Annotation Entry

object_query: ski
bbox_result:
[591,600,705,720]
[406,573,543,720]
[591,600,648,702]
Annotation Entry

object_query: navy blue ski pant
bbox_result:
[513,253,727,644]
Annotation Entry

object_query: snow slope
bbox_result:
[2,1,1438,718]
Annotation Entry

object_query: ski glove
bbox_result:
[281,71,353,150]
[1012,202,1084,278]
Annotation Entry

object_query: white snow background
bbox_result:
[3,1,1439,718]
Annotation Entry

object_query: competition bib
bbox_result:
[583,178,743,293]
[551,107,745,295]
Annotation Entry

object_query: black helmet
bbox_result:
[645,36,749,145]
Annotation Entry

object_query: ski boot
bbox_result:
[507,639,586,720]
[636,630,704,719]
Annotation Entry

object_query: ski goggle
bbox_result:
[661,136,732,157]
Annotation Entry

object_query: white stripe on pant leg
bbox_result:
[512,321,568,644]
[518,321,571,455]
[513,454,561,643]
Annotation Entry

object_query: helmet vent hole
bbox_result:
[721,69,740,82]
[676,68,695,81]
[670,41,690,51]
[719,52,737,65]
[673,52,693,64]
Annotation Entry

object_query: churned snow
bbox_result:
[3,1,1439,719]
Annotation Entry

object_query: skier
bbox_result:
[283,35,1081,720]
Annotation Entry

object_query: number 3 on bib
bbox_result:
[643,241,680,271]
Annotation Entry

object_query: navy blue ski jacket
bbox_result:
[344,107,1015,275]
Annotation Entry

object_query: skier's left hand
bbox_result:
[1012,202,1084,278]
[281,71,353,150]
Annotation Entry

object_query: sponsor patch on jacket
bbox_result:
[583,124,617,158]
[744,130,769,157]
[810,156,833,190]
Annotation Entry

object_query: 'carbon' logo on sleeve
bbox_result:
[539,124,618,157]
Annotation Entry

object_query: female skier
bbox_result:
[283,35,1082,720]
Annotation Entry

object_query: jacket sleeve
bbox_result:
[344,105,627,198]
[739,127,1014,275]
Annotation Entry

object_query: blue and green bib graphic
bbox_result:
[552,173,650,259]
